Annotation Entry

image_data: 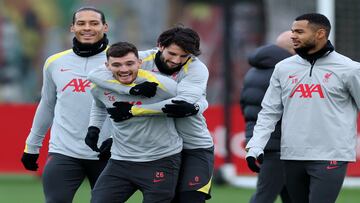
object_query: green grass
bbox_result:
[0,174,359,202]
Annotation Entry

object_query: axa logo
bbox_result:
[289,84,324,98]
[62,78,91,92]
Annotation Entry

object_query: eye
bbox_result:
[76,22,85,26]
[126,62,135,66]
[90,21,100,26]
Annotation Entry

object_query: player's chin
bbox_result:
[117,77,133,85]
[78,38,97,44]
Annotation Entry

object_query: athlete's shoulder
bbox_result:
[139,48,157,62]
[329,51,358,67]
[44,49,74,70]
[181,56,208,75]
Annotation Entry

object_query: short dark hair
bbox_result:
[72,7,106,24]
[157,26,201,56]
[106,42,139,60]
[295,13,331,38]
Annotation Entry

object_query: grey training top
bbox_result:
[88,68,183,161]
[25,49,111,159]
[246,51,360,161]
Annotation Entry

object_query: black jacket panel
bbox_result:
[240,44,292,152]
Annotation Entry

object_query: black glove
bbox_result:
[246,153,264,173]
[162,100,200,118]
[98,138,113,161]
[85,126,100,152]
[106,101,133,122]
[130,81,158,98]
[21,152,39,171]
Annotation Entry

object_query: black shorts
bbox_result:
[91,153,181,203]
[177,146,214,199]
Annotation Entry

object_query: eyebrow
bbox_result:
[168,51,190,57]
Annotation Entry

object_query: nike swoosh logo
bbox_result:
[326,166,339,170]
[60,68,71,72]
[104,91,112,95]
[153,179,165,183]
[288,75,297,78]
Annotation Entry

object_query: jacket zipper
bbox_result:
[309,60,316,77]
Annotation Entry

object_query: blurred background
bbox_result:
[1,0,360,202]
[2,0,359,104]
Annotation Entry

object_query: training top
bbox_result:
[24,49,111,159]
[246,51,360,161]
[88,68,182,161]
[88,48,214,149]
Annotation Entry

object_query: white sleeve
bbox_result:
[346,64,360,110]
[89,95,108,129]
[25,63,56,154]
[246,67,283,150]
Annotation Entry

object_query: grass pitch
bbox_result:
[0,174,359,202]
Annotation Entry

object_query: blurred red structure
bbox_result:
[1,104,360,176]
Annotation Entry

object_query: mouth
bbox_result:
[292,41,300,47]
[117,72,132,78]
[80,33,96,39]
[166,62,180,68]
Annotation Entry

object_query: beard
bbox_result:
[155,51,189,75]
[159,55,184,70]
[294,40,316,54]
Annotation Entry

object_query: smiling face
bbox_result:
[105,53,141,84]
[71,10,108,44]
[159,43,191,69]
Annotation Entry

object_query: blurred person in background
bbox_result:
[246,13,360,203]
[86,41,183,203]
[240,30,294,203]
[90,26,214,203]
[20,7,112,203]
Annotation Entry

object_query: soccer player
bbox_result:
[86,41,183,203]
[20,7,112,202]
[89,26,214,203]
[246,13,360,203]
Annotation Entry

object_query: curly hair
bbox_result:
[157,26,201,56]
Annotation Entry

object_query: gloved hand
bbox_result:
[85,126,100,152]
[162,100,200,118]
[98,138,112,161]
[130,81,158,98]
[106,101,133,122]
[245,147,264,173]
[21,152,39,171]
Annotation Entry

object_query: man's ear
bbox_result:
[158,46,165,52]
[70,24,74,33]
[105,62,110,70]
[316,28,327,40]
[103,23,109,33]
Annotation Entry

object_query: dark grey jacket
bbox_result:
[240,44,291,152]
